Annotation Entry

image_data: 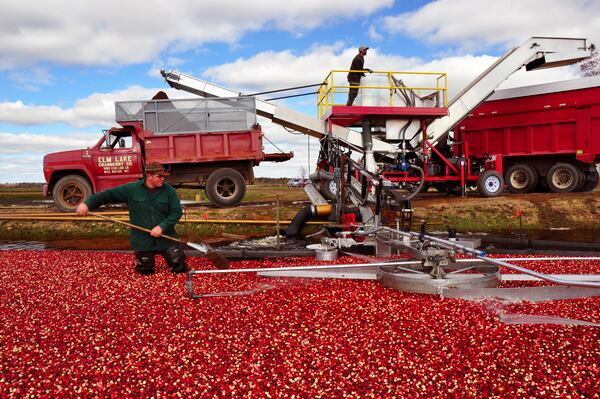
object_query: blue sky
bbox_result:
[1,0,598,183]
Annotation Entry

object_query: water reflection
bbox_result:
[0,237,131,251]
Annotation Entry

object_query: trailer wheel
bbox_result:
[52,175,92,212]
[477,170,504,197]
[582,170,599,192]
[546,163,580,193]
[506,164,538,193]
[205,168,246,207]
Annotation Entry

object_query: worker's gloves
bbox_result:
[367,69,373,73]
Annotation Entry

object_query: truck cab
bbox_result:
[43,126,145,212]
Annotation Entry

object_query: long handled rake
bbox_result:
[89,211,229,269]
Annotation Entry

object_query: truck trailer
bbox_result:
[43,94,292,212]
[458,75,600,193]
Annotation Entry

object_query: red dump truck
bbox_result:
[457,76,600,193]
[43,94,292,211]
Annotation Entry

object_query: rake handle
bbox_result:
[89,211,185,245]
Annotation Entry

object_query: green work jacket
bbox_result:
[85,179,182,252]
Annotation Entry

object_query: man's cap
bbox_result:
[359,45,369,52]
[145,162,170,176]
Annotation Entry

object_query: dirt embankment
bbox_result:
[411,191,600,231]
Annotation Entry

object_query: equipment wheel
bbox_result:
[477,170,504,197]
[205,168,246,207]
[505,163,538,193]
[52,175,92,212]
[546,163,580,193]
[320,177,338,201]
[582,170,599,192]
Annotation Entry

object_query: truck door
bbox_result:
[92,129,143,191]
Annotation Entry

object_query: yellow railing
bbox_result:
[317,70,448,117]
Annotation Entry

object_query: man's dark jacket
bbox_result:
[85,179,182,252]
[348,54,366,81]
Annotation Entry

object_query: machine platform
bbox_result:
[322,105,449,127]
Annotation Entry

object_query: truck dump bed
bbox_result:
[115,97,289,164]
[458,76,600,164]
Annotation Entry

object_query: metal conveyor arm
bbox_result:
[412,37,590,150]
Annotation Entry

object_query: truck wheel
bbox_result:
[547,163,580,193]
[506,164,538,193]
[52,175,92,212]
[205,168,246,207]
[574,168,586,192]
[582,170,599,192]
[477,170,504,197]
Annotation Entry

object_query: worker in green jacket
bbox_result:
[76,162,188,275]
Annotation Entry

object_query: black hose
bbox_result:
[284,205,332,237]
[385,164,425,202]
[284,205,313,237]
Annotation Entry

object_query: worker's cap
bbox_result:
[358,45,369,52]
[145,162,170,176]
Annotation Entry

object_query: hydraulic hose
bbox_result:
[385,164,425,202]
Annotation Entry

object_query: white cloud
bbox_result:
[0,0,392,68]
[382,0,600,51]
[7,67,53,91]
[0,155,47,183]
[0,132,100,154]
[203,44,422,93]
[0,132,103,183]
[0,86,186,127]
[367,25,384,42]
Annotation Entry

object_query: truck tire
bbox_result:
[505,164,538,193]
[477,170,504,197]
[546,163,580,193]
[582,170,599,192]
[205,168,246,207]
[52,175,92,212]
[574,168,586,192]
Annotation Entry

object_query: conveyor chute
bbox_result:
[415,37,590,149]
